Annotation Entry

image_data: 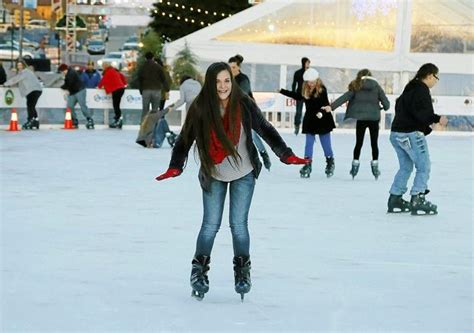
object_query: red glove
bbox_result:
[282,155,311,165]
[155,168,182,181]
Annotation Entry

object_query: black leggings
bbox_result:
[354,120,379,160]
[26,90,42,120]
[112,88,125,120]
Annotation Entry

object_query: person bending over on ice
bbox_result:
[323,69,390,180]
[279,68,336,178]
[387,63,448,215]
[155,62,308,301]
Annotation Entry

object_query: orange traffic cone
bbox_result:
[7,108,20,131]
[63,108,75,130]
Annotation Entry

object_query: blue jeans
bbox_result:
[67,89,91,120]
[304,133,333,159]
[153,116,170,148]
[195,172,256,257]
[252,130,267,154]
[295,100,304,127]
[389,131,431,195]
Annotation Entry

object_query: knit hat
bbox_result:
[58,63,68,72]
[303,68,319,81]
[87,60,95,66]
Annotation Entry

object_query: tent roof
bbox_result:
[164,0,473,74]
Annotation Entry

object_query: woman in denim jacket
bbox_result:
[155,62,308,301]
[387,63,448,215]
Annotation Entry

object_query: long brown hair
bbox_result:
[181,62,244,177]
[302,78,324,99]
[348,69,372,92]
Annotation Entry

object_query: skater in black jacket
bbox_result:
[387,63,448,215]
[155,62,308,301]
[279,68,336,178]
[291,57,310,134]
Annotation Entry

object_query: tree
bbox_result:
[128,30,165,89]
[149,0,251,41]
[171,41,200,89]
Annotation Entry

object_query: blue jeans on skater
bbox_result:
[252,130,267,154]
[67,88,92,120]
[153,116,171,148]
[195,172,256,257]
[389,131,431,196]
[304,133,333,159]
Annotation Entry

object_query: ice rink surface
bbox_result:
[1,129,472,332]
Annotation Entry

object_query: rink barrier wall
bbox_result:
[0,88,472,132]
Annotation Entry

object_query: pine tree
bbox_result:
[171,41,200,89]
[128,30,164,89]
[149,0,251,41]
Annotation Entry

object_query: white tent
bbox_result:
[164,0,473,78]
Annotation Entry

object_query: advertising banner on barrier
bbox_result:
[0,88,472,116]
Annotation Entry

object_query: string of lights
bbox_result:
[150,8,214,27]
[153,0,233,19]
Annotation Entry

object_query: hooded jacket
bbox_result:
[98,67,127,94]
[391,79,440,135]
[331,76,390,121]
[80,69,101,88]
[291,58,308,95]
[168,96,294,192]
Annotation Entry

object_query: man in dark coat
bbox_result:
[291,57,310,135]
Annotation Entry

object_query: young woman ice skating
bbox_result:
[387,63,448,215]
[279,68,336,178]
[323,69,390,180]
[155,62,308,301]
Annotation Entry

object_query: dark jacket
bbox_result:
[292,61,306,94]
[391,80,441,135]
[137,59,169,93]
[61,68,85,94]
[168,96,294,191]
[235,72,253,99]
[331,77,390,121]
[0,65,6,85]
[80,69,101,88]
[280,87,335,134]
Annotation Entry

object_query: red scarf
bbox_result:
[209,104,241,164]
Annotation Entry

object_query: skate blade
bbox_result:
[387,208,410,213]
[191,290,205,301]
[240,293,244,302]
[411,210,438,216]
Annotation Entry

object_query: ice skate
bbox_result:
[410,192,438,216]
[294,124,300,135]
[22,119,39,130]
[371,160,381,180]
[109,118,123,129]
[300,161,312,178]
[86,118,95,130]
[233,256,251,302]
[325,157,335,178]
[165,131,177,147]
[387,194,411,213]
[350,160,360,179]
[190,255,210,301]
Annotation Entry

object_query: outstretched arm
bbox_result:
[247,99,309,164]
[279,88,304,101]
